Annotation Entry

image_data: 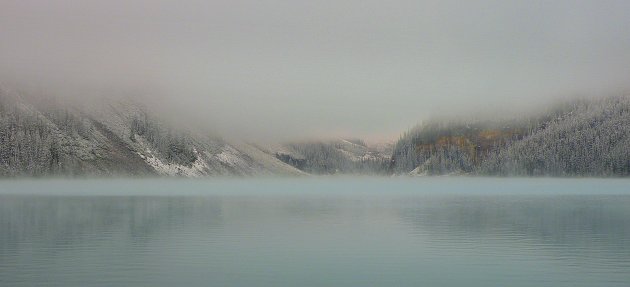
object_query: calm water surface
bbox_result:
[1,178,629,287]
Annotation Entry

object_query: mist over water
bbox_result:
[3,0,630,141]
[1,178,630,287]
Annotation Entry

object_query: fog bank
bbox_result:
[2,0,630,141]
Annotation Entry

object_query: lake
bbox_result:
[1,178,629,286]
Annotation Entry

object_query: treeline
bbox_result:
[0,89,181,176]
[0,87,307,177]
[0,91,88,175]
[480,96,630,176]
[129,112,198,167]
[391,95,630,176]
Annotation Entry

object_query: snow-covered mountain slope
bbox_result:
[392,95,630,176]
[0,88,303,177]
[266,139,392,175]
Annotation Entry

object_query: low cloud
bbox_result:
[2,0,630,141]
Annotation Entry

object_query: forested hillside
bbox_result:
[391,95,630,176]
[0,87,302,177]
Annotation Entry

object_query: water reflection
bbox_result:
[1,188,629,287]
[0,196,224,255]
[398,195,630,254]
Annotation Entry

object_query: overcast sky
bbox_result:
[2,0,630,141]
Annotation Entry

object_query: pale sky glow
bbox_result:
[2,0,630,141]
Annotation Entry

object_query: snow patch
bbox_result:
[134,138,209,177]
[214,146,248,168]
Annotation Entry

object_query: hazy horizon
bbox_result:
[2,0,630,142]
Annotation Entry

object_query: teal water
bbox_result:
[1,178,629,286]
